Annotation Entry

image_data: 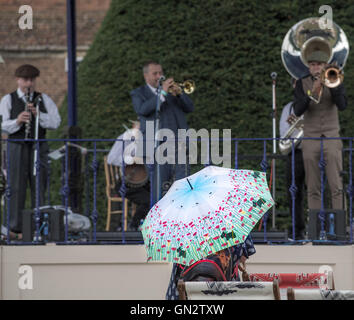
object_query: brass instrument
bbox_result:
[168,80,196,95]
[279,17,349,154]
[279,115,304,155]
[281,17,349,81]
[320,64,344,88]
[24,88,32,140]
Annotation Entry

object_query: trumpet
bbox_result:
[310,65,344,104]
[168,80,196,95]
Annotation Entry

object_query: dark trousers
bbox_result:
[116,181,150,229]
[286,148,306,236]
[302,139,343,210]
[7,142,49,233]
[126,183,150,228]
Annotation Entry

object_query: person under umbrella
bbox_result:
[165,236,255,299]
[140,165,274,300]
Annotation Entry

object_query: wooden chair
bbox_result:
[177,279,281,300]
[287,288,354,300]
[104,156,129,231]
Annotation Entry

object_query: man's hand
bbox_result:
[162,78,174,93]
[27,103,38,117]
[16,111,31,125]
[169,82,183,96]
[286,114,298,125]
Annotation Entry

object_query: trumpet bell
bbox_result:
[170,80,196,95]
[321,66,344,88]
[181,80,195,94]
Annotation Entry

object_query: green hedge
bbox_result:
[48,0,354,232]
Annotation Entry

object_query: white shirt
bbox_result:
[147,84,166,103]
[107,128,143,167]
[0,88,61,134]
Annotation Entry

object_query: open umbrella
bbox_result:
[141,166,274,266]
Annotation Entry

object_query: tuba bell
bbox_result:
[279,17,349,155]
[281,17,349,80]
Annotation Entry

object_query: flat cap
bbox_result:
[14,64,40,78]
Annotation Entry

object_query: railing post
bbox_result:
[234,140,238,169]
[204,136,211,167]
[61,142,70,242]
[289,140,297,241]
[33,140,41,242]
[260,140,269,242]
[84,152,90,217]
[91,141,98,242]
[186,136,190,176]
[119,140,126,243]
[348,139,353,243]
[5,140,11,244]
[61,154,65,206]
[47,158,51,206]
[319,138,327,240]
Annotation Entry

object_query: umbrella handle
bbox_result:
[187,178,193,190]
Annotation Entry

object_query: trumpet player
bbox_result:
[131,61,194,204]
[0,64,61,238]
[293,51,347,211]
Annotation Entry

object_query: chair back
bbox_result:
[104,156,120,198]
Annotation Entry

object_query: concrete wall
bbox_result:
[0,244,353,300]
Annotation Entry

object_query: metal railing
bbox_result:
[1,136,353,245]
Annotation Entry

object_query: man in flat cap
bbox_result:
[293,50,347,213]
[0,64,61,239]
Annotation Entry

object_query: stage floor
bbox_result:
[0,243,353,299]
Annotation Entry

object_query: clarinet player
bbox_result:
[0,64,61,239]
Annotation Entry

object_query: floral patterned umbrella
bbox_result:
[141,166,274,266]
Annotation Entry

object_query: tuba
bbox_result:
[279,17,349,155]
[278,114,304,155]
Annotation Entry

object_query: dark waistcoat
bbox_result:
[301,77,340,138]
[9,91,47,140]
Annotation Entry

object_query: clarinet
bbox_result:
[24,87,32,140]
[33,94,42,176]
